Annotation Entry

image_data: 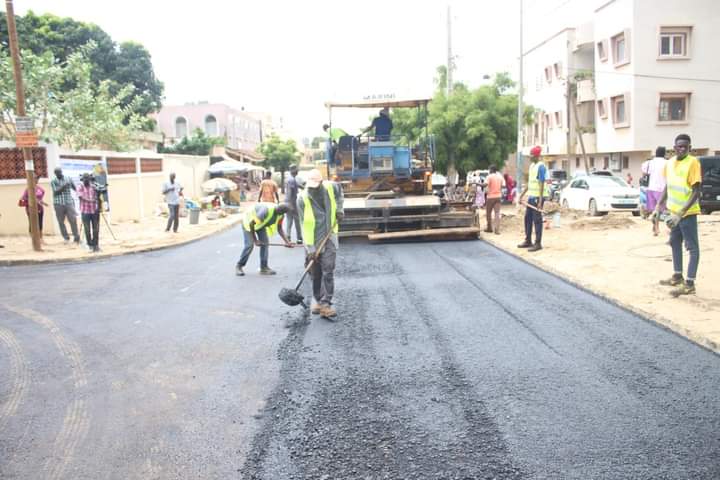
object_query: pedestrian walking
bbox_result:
[297,169,344,319]
[18,174,48,238]
[236,203,293,276]
[643,146,668,236]
[484,165,505,234]
[285,165,303,244]
[654,134,702,297]
[77,173,100,252]
[162,173,183,233]
[50,167,80,244]
[517,146,547,252]
[258,171,279,203]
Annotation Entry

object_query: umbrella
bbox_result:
[208,159,247,174]
[201,178,238,193]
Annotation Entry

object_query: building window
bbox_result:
[597,99,608,119]
[622,156,629,169]
[590,157,595,168]
[553,62,562,79]
[545,66,553,84]
[611,94,630,127]
[204,115,218,136]
[603,157,609,169]
[612,30,630,66]
[597,40,608,62]
[658,93,689,123]
[659,26,691,58]
[175,117,188,138]
[575,157,580,168]
[554,111,562,128]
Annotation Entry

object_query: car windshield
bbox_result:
[590,176,628,188]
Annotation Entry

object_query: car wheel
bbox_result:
[589,198,600,217]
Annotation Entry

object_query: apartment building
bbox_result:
[521,0,720,179]
[155,102,263,152]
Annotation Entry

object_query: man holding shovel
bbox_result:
[517,145,547,252]
[297,169,344,318]
[236,203,293,276]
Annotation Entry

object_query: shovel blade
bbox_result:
[279,287,305,307]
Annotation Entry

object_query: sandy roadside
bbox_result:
[0,209,245,265]
[482,205,720,353]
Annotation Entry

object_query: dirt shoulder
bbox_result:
[483,206,720,353]
[0,209,244,266]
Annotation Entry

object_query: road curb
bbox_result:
[0,217,243,268]
[481,237,720,356]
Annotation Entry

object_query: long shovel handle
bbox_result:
[292,224,335,291]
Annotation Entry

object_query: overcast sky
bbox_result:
[6,0,600,140]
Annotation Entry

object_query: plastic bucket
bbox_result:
[189,208,200,225]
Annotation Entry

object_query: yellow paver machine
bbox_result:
[324,97,479,242]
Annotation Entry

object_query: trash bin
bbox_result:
[189,208,200,225]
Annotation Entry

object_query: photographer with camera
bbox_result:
[77,173,101,252]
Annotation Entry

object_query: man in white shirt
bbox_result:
[643,146,667,213]
[162,173,183,232]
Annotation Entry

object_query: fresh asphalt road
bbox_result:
[1,226,719,480]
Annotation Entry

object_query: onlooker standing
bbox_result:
[258,171,279,203]
[518,146,547,252]
[285,165,303,244]
[77,173,100,252]
[18,175,48,237]
[484,165,505,234]
[643,146,668,214]
[655,134,702,297]
[50,167,80,244]
[162,173,183,233]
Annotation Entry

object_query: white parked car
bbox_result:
[560,175,641,216]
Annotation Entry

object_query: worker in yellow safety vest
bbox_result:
[517,145,547,252]
[653,133,702,297]
[297,169,344,318]
[236,202,293,276]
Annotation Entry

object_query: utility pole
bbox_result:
[515,0,524,195]
[447,5,453,95]
[5,0,42,251]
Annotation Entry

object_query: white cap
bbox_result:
[306,169,323,188]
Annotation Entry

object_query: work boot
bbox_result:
[670,282,696,297]
[528,243,543,252]
[311,303,321,315]
[659,274,683,286]
[259,267,277,275]
[517,240,533,248]
[296,239,303,245]
[319,304,337,319]
[235,265,245,276]
[483,228,493,233]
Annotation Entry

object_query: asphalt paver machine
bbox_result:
[324,97,478,241]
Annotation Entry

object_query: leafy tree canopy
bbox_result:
[159,128,224,156]
[0,10,163,125]
[391,66,533,183]
[259,134,300,192]
[0,42,144,151]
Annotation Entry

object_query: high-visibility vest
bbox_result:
[528,161,546,198]
[301,183,337,245]
[243,203,281,236]
[666,155,700,216]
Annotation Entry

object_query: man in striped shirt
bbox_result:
[50,167,80,244]
[77,173,100,252]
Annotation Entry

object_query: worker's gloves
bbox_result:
[666,213,682,229]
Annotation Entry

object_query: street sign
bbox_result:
[15,116,34,133]
[15,131,38,148]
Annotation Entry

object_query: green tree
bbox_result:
[0,10,164,123]
[0,43,144,150]
[159,128,224,156]
[258,134,300,193]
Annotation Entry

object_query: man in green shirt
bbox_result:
[322,124,348,142]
